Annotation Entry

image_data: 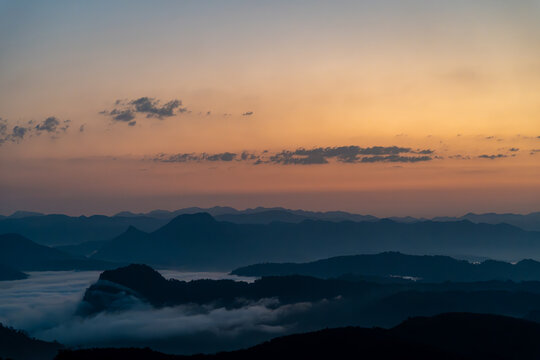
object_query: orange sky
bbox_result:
[0,1,539,216]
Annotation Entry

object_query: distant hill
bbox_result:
[55,313,540,359]
[0,234,117,271]
[214,210,311,224]
[433,212,540,231]
[112,207,540,230]
[8,211,45,218]
[231,252,540,282]
[113,206,378,223]
[0,215,168,246]
[0,263,28,281]
[0,323,62,360]
[90,213,540,268]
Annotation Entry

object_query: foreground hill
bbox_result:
[79,265,540,331]
[0,234,116,271]
[231,252,540,282]
[0,263,28,281]
[55,313,540,360]
[0,323,62,360]
[90,213,540,268]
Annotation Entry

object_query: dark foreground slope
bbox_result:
[0,263,28,281]
[0,324,63,360]
[231,252,540,282]
[91,213,540,268]
[0,233,116,271]
[56,313,540,360]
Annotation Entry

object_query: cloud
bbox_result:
[102,97,187,124]
[153,146,434,165]
[448,154,471,160]
[110,109,135,122]
[0,270,309,352]
[530,149,540,155]
[359,155,432,163]
[508,148,519,152]
[242,112,254,116]
[267,146,432,165]
[131,97,184,118]
[205,152,236,161]
[478,154,507,160]
[12,126,29,139]
[0,116,71,146]
[79,124,86,132]
[35,117,60,133]
[155,152,237,163]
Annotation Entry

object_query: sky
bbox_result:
[0,0,539,217]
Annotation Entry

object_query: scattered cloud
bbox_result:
[448,154,471,160]
[359,155,432,163]
[478,154,507,160]
[242,112,254,116]
[101,97,187,124]
[508,148,519,152]
[109,109,135,122]
[35,117,60,133]
[11,125,28,140]
[0,116,70,146]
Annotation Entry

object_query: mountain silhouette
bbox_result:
[55,313,540,359]
[231,252,540,282]
[0,233,116,271]
[2,209,539,250]
[0,214,168,246]
[90,213,540,268]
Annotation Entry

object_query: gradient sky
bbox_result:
[0,0,539,216]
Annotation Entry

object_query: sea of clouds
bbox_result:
[0,270,310,353]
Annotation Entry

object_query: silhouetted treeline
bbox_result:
[55,313,540,360]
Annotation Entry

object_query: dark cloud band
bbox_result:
[153,146,434,165]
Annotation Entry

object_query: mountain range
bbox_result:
[87,213,540,268]
[1,208,539,248]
